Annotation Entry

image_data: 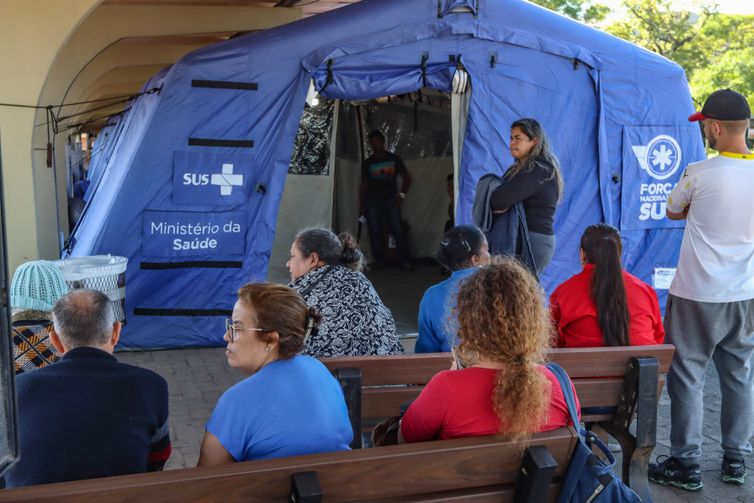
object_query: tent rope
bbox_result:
[320,59,335,93]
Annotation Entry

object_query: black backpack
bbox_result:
[547,363,643,503]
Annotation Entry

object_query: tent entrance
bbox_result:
[269,87,464,344]
[333,92,458,345]
[332,90,455,264]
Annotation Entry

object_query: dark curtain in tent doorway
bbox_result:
[288,99,335,175]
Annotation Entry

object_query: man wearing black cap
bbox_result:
[649,89,754,491]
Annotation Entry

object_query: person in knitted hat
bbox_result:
[10,260,70,374]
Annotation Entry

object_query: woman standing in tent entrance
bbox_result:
[489,118,563,274]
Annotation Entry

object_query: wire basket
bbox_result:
[55,255,128,322]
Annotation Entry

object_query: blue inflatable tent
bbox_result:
[66,0,705,349]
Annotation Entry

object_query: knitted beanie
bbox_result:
[11,261,70,312]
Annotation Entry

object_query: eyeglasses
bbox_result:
[225,319,270,343]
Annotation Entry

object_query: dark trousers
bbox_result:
[366,201,409,264]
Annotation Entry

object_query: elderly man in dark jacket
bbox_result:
[4,289,171,488]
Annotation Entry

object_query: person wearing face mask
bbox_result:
[415,225,491,353]
[287,227,404,357]
[489,118,564,275]
[197,283,352,465]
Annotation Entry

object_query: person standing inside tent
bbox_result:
[649,89,754,491]
[489,118,563,274]
[360,129,413,271]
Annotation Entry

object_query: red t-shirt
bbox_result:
[400,366,577,442]
[549,264,665,348]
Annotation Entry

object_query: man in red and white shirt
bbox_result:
[649,89,754,491]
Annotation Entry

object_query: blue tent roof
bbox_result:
[67,0,704,348]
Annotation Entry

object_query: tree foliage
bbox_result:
[531,0,610,24]
[690,15,754,105]
[605,0,714,74]
[531,0,754,106]
[606,1,754,106]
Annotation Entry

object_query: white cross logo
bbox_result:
[210,163,243,196]
[650,144,675,173]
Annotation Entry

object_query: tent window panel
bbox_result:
[288,99,335,176]
[336,102,361,163]
[364,97,452,160]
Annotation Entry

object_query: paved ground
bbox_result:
[115,264,754,500]
[650,364,754,502]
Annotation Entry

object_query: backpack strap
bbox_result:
[546,362,580,430]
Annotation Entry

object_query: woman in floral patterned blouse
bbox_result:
[287,228,404,357]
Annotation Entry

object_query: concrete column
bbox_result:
[0,0,101,273]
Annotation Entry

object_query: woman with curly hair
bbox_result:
[400,258,579,441]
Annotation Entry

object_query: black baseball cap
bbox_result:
[688,89,751,122]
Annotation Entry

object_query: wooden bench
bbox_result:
[0,346,672,502]
[0,428,578,502]
[321,344,675,503]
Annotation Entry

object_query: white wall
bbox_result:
[268,172,335,284]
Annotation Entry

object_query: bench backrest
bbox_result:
[321,345,675,426]
[0,428,578,503]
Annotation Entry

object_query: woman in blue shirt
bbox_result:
[415,225,491,353]
[197,283,353,465]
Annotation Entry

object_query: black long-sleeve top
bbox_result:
[490,157,559,235]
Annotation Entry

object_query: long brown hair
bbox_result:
[580,224,629,346]
[506,118,564,201]
[455,257,551,438]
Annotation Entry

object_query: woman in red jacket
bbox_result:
[400,258,577,442]
[550,224,665,348]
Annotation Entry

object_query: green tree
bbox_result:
[531,0,611,24]
[690,47,754,106]
[690,14,754,105]
[605,0,716,74]
[606,2,754,107]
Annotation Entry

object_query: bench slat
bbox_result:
[359,377,666,424]
[364,483,561,502]
[0,430,577,503]
[321,345,675,386]
[550,346,674,378]
[322,352,452,386]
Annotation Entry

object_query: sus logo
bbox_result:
[183,163,243,196]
